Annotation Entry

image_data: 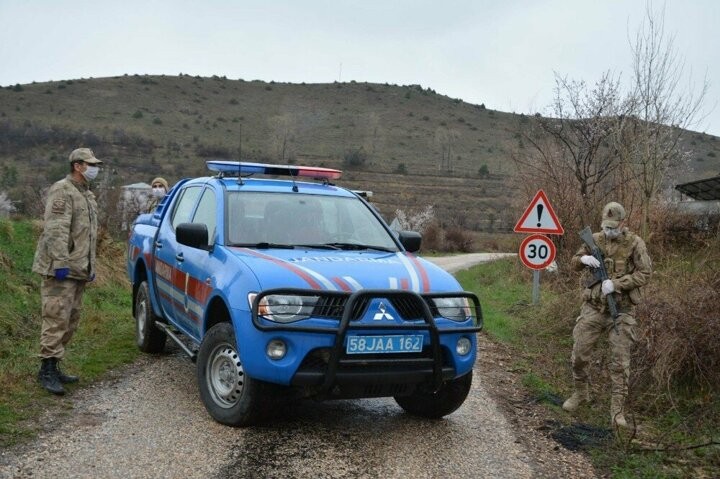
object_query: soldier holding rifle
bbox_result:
[563,202,652,428]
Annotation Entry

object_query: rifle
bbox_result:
[579,226,619,334]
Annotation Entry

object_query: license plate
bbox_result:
[346,335,423,354]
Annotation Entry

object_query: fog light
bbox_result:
[266,339,287,360]
[456,337,472,356]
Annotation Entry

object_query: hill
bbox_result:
[1,74,719,232]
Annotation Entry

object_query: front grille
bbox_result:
[310,293,433,322]
[390,296,426,320]
[312,296,369,320]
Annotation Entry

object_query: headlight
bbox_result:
[433,297,472,322]
[248,293,319,323]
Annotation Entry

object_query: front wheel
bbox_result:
[394,371,473,419]
[135,281,166,353]
[196,322,271,426]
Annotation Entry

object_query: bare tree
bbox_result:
[623,2,709,237]
[269,115,297,163]
[515,72,629,228]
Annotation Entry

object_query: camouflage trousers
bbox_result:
[571,302,637,398]
[39,277,86,359]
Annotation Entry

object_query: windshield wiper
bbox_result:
[232,242,296,249]
[293,243,341,250]
[324,242,395,252]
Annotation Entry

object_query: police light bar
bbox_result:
[207,160,342,180]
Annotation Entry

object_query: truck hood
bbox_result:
[228,247,460,293]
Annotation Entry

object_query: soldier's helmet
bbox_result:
[601,202,626,228]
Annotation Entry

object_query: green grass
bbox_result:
[455,258,531,342]
[0,219,138,447]
[458,256,720,478]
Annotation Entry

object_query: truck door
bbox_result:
[153,185,203,333]
[174,186,217,341]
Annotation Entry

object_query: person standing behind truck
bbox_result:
[32,148,102,395]
[144,177,169,213]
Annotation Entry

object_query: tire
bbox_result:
[135,281,167,353]
[394,371,473,419]
[196,322,271,426]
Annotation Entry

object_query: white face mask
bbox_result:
[152,187,166,198]
[82,165,100,181]
[603,226,622,239]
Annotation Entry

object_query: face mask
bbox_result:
[152,187,166,198]
[603,226,622,239]
[82,165,100,181]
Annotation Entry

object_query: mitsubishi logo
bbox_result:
[373,302,394,321]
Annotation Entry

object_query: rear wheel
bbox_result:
[197,322,271,426]
[394,371,473,419]
[135,281,166,353]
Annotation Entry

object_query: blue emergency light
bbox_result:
[207,160,342,180]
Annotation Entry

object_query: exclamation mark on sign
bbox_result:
[536,204,544,227]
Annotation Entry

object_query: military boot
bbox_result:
[56,362,79,384]
[610,394,628,428]
[38,358,65,395]
[562,380,590,412]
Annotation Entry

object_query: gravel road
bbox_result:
[0,253,596,479]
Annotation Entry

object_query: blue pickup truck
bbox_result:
[127,161,482,426]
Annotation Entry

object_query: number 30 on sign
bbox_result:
[519,234,556,270]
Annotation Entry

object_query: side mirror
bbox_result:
[398,230,422,253]
[177,223,210,250]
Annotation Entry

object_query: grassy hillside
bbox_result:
[1,75,718,232]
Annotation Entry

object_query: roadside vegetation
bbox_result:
[457,226,720,478]
[0,219,136,447]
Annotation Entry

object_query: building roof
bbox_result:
[675,175,720,201]
[123,182,152,190]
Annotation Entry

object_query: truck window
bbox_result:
[192,188,217,244]
[171,186,203,231]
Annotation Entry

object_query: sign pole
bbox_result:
[532,270,540,305]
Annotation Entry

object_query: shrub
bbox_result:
[632,245,720,400]
[444,227,474,252]
[152,117,162,125]
[132,110,143,119]
[343,148,368,168]
[421,221,444,251]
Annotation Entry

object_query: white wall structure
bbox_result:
[119,182,152,231]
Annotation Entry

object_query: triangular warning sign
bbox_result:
[513,190,564,234]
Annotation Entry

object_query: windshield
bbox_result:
[226,191,399,251]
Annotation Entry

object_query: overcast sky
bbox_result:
[1,0,718,135]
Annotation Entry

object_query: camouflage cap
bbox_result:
[68,148,103,164]
[601,201,626,228]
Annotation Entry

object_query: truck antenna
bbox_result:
[237,125,243,185]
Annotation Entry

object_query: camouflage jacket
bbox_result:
[571,228,652,311]
[143,195,160,214]
[32,175,99,280]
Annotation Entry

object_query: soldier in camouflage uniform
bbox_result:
[562,202,652,428]
[32,148,103,395]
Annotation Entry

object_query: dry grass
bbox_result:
[632,236,720,400]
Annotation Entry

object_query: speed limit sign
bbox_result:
[519,234,556,270]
